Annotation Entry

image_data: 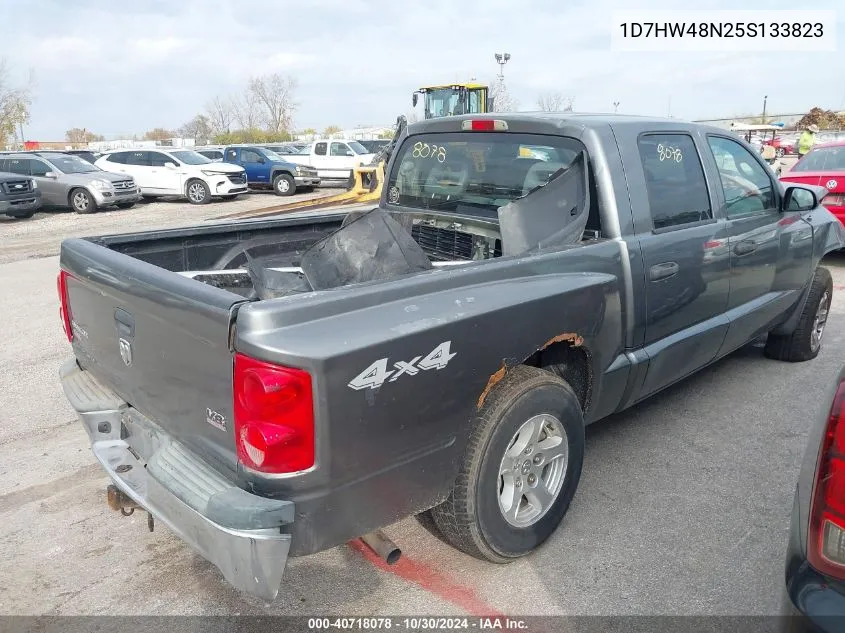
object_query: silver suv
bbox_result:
[0,152,141,213]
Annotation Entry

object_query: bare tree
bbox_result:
[249,73,298,134]
[178,114,212,142]
[563,96,575,112]
[65,128,104,144]
[143,127,176,141]
[536,92,564,112]
[323,125,342,138]
[0,60,34,149]
[205,96,234,136]
[490,80,518,113]
[231,88,263,131]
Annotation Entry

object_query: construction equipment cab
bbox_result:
[413,83,491,119]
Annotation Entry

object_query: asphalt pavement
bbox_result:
[1,194,843,615]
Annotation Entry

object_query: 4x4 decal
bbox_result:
[348,341,457,391]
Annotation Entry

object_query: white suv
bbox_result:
[95,149,247,204]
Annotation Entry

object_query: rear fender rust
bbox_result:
[474,331,587,411]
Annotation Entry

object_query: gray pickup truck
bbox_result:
[59,113,845,600]
[0,170,41,218]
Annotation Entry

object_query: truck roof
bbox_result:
[407,112,721,136]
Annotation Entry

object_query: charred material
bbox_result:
[498,151,590,257]
[301,209,433,291]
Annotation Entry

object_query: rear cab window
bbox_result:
[314,143,327,156]
[637,133,712,230]
[385,132,585,216]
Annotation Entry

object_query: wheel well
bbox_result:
[67,187,88,205]
[272,170,293,180]
[524,341,592,411]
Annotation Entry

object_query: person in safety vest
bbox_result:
[798,124,819,157]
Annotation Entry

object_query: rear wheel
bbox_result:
[186,179,211,205]
[429,365,585,562]
[272,173,295,196]
[70,188,97,214]
[765,267,832,362]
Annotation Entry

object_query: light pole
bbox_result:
[494,53,511,81]
[762,95,768,122]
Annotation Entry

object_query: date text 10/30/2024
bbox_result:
[307,617,529,630]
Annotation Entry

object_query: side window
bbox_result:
[149,152,170,167]
[225,149,238,162]
[29,160,50,177]
[330,142,352,157]
[127,152,149,166]
[314,142,327,156]
[707,136,776,217]
[6,159,30,175]
[637,133,712,230]
[108,152,125,164]
[241,149,262,163]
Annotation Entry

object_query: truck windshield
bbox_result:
[385,132,584,214]
[348,141,369,155]
[171,151,212,165]
[47,155,101,174]
[792,146,845,172]
[424,89,461,119]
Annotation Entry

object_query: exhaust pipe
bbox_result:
[360,529,401,565]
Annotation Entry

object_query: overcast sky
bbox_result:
[2,0,844,140]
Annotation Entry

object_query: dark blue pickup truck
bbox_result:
[222,145,320,196]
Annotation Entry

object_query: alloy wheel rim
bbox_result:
[277,178,290,192]
[73,192,88,210]
[811,291,830,352]
[497,414,568,528]
[188,183,205,202]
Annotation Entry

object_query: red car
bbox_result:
[780,141,845,225]
[765,136,796,157]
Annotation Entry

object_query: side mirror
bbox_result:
[44,171,57,179]
[258,157,266,164]
[165,162,177,169]
[782,185,818,212]
[412,93,418,107]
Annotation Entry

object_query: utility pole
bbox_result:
[494,52,511,81]
[762,95,768,123]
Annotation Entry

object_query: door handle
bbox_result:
[649,262,679,281]
[114,308,135,338]
[733,240,757,256]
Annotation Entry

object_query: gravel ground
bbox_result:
[0,187,345,265]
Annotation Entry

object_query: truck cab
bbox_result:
[284,140,376,181]
[222,145,320,196]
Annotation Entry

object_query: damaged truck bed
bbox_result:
[58,113,845,599]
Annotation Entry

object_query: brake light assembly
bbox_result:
[461,119,508,131]
[57,270,73,342]
[233,353,315,474]
[808,378,845,578]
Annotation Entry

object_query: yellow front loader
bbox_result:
[219,83,492,220]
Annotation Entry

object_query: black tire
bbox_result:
[69,188,97,214]
[429,365,585,562]
[272,173,296,197]
[116,202,135,209]
[185,179,211,205]
[765,267,833,362]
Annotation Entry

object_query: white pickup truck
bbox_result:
[284,139,376,180]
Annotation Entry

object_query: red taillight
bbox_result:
[461,119,508,131]
[57,270,73,342]
[233,353,314,474]
[808,379,845,578]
